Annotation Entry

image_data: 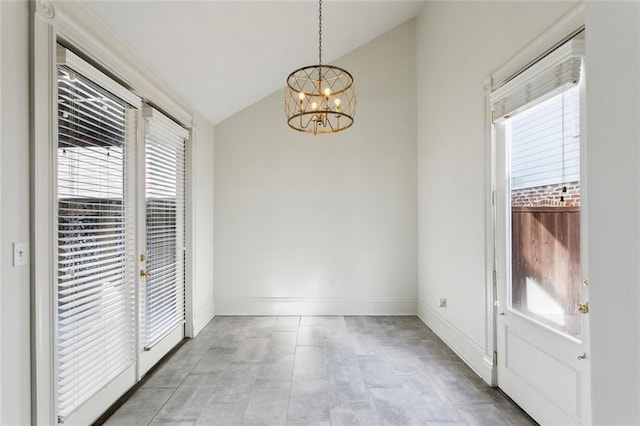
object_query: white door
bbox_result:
[494,79,590,424]
[54,50,188,423]
[138,107,188,376]
[55,58,140,425]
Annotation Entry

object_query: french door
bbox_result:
[492,37,590,424]
[55,46,187,424]
[138,107,188,375]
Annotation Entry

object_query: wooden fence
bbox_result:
[511,206,581,336]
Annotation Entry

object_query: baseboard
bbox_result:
[417,299,494,383]
[192,297,216,336]
[214,297,417,316]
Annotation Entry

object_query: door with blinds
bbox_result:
[138,107,188,375]
[491,36,590,424]
[55,46,187,424]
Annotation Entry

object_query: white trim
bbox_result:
[215,297,417,316]
[31,3,58,424]
[577,54,592,426]
[484,75,498,387]
[185,118,216,339]
[193,298,216,337]
[417,300,494,384]
[490,3,585,91]
[0,2,3,420]
[135,105,146,381]
[45,0,192,127]
[184,123,194,338]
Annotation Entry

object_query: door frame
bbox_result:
[485,3,590,424]
[485,1,587,383]
[30,2,194,423]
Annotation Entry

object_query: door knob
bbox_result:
[577,302,589,314]
[140,270,150,278]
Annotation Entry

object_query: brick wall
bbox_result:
[511,181,580,207]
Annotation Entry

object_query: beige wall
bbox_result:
[585,2,640,423]
[416,0,579,378]
[2,0,639,423]
[417,0,640,422]
[1,0,31,424]
[214,20,418,315]
[191,112,216,335]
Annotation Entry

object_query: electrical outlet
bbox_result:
[328,281,335,291]
[439,298,447,308]
[13,242,29,267]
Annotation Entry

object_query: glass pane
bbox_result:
[508,85,581,339]
[143,117,186,347]
[56,66,136,417]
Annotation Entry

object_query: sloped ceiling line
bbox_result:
[83,1,424,125]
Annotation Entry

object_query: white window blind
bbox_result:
[490,38,584,122]
[511,85,581,190]
[56,54,139,420]
[141,107,187,349]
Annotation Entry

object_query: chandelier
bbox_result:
[284,0,356,135]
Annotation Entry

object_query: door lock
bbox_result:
[140,253,146,262]
[140,270,150,278]
[577,302,589,314]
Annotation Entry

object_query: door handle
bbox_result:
[140,270,150,278]
[577,302,589,314]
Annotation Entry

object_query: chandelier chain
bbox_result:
[318,0,322,66]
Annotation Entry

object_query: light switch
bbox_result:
[13,242,29,267]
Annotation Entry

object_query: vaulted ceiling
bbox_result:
[83,1,424,125]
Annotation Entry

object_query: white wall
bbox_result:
[417,1,640,422]
[416,1,578,379]
[585,2,640,423]
[214,20,417,315]
[0,1,217,422]
[0,0,31,424]
[191,112,216,335]
[0,2,3,421]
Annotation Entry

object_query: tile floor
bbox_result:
[105,316,535,425]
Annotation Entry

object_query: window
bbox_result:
[491,37,584,339]
[141,108,187,349]
[56,56,138,419]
